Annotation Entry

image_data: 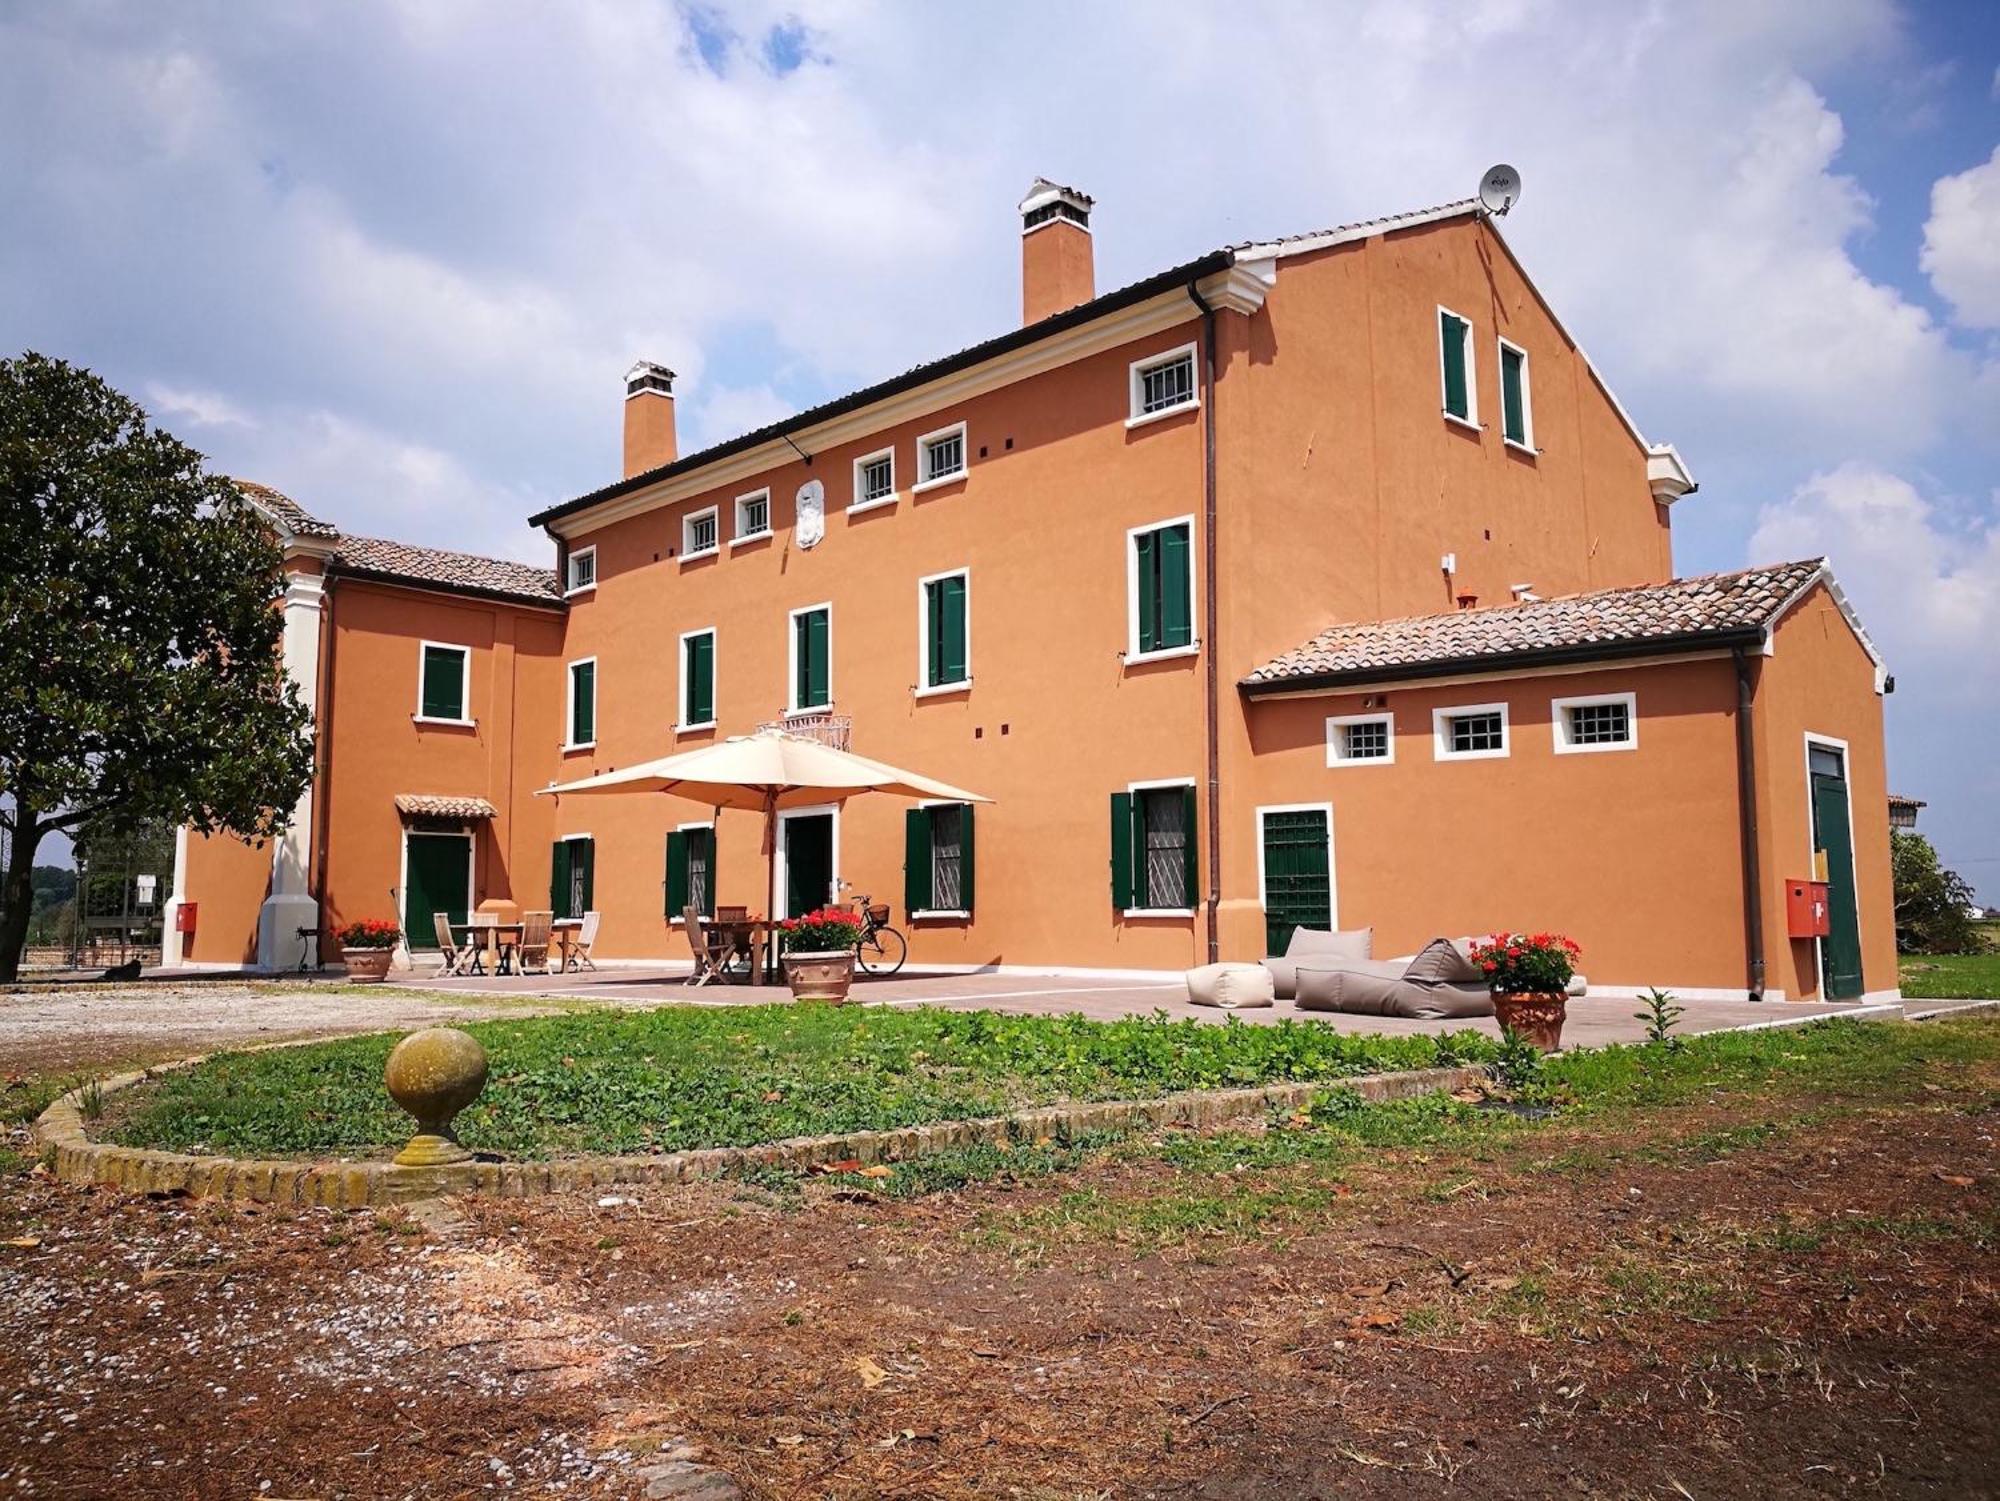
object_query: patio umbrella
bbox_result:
[535,729,991,971]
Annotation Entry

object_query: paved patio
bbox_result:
[373,962,1956,1046]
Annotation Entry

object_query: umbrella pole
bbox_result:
[763,790,779,983]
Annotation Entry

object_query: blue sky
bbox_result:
[3,1,1996,897]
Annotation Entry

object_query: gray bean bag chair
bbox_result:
[1296,966,1495,1019]
[1262,925,1372,1000]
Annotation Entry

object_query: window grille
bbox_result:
[922,431,964,483]
[686,510,717,554]
[738,494,768,535]
[1566,701,1630,745]
[930,805,964,910]
[1340,720,1390,760]
[1139,354,1195,415]
[860,455,894,503]
[1449,712,1504,755]
[1141,789,1189,909]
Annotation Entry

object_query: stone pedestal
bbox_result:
[257,893,321,972]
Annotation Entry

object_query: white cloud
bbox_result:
[146,383,255,429]
[1921,146,2000,330]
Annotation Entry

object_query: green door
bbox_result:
[784,814,835,918]
[1261,808,1332,954]
[404,833,471,950]
[1811,769,1864,1000]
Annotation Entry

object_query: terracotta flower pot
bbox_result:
[343,946,395,984]
[1493,991,1567,1051]
[781,949,856,1003]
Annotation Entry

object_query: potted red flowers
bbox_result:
[778,906,864,1002]
[1470,931,1581,1051]
[336,918,401,983]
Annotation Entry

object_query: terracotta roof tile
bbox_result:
[1242,559,1829,690]
[394,794,499,819]
[233,480,339,538]
[334,534,560,606]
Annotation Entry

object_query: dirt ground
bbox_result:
[2,1016,1995,1499]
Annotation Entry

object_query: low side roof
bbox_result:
[1241,559,1860,693]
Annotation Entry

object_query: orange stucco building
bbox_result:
[168,184,1897,1002]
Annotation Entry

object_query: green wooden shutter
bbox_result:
[550,839,572,919]
[575,837,595,913]
[1180,784,1200,912]
[1500,345,1526,445]
[1110,791,1134,910]
[571,661,595,744]
[796,609,829,708]
[1440,311,1469,419]
[1159,525,1192,649]
[421,646,464,720]
[904,806,933,913]
[928,576,967,686]
[685,633,714,724]
[665,830,688,917]
[698,828,716,917]
[1135,529,1159,654]
[960,803,975,916]
[810,610,829,706]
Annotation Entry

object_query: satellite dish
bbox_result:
[1478,163,1521,216]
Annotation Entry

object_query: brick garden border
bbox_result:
[35,1060,1490,1208]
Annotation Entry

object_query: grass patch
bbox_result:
[1899,951,2000,1000]
[107,1005,1490,1159]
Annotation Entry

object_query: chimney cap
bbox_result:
[1018,177,1092,233]
[625,360,676,398]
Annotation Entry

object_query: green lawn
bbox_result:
[1899,950,2000,1000]
[106,1004,1496,1159]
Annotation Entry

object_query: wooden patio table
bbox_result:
[707,918,782,983]
[451,921,523,976]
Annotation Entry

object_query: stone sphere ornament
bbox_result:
[384,1027,489,1167]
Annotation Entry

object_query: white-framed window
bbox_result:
[1552,691,1636,754]
[788,601,832,713]
[565,545,597,596]
[1127,343,1199,427]
[1126,515,1198,663]
[1325,712,1394,767]
[916,568,971,694]
[732,489,770,544]
[566,656,598,750]
[679,627,717,731]
[1433,702,1508,761]
[1497,336,1533,451]
[681,505,719,561]
[851,448,897,512]
[1115,778,1197,917]
[908,800,974,918]
[415,640,473,725]
[1438,306,1476,428]
[914,422,967,492]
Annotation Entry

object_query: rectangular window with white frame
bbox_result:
[565,545,597,595]
[1433,702,1508,761]
[789,602,832,713]
[1325,712,1394,767]
[905,801,974,917]
[681,505,719,560]
[1438,306,1476,427]
[914,422,967,491]
[732,489,770,543]
[416,641,472,725]
[917,569,970,693]
[851,449,897,511]
[566,657,597,749]
[1552,691,1636,754]
[1127,516,1197,661]
[1127,343,1198,427]
[1110,780,1197,915]
[679,628,716,730]
[1498,337,1533,450]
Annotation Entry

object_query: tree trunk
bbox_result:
[0,810,40,983]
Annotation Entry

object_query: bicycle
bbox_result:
[850,894,908,976]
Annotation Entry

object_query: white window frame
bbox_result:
[667,819,716,926]
[565,544,597,597]
[1496,335,1534,452]
[849,448,898,513]
[1126,342,1200,429]
[565,655,598,751]
[1325,712,1395,767]
[913,421,968,493]
[1255,802,1338,933]
[1551,691,1637,755]
[414,639,474,727]
[680,504,720,562]
[786,600,833,715]
[774,802,841,919]
[1124,514,1200,665]
[731,489,771,547]
[1438,304,1478,430]
[1432,702,1509,761]
[911,798,972,919]
[915,567,972,697]
[1124,775,1198,919]
[677,627,718,732]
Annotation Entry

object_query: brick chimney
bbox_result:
[1018,179,1094,325]
[622,361,677,479]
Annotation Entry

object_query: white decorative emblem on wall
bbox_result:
[795,479,826,549]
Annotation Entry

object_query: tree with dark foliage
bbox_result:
[1890,830,1980,955]
[0,353,315,980]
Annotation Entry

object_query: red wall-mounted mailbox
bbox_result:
[1784,880,1830,939]
[174,901,197,934]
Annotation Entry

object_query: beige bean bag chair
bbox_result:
[1296,938,1496,1020]
[1261,926,1373,1000]
[1185,962,1276,1009]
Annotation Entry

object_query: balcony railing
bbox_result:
[759,711,851,751]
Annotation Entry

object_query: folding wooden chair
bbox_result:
[431,913,464,976]
[518,911,553,975]
[571,911,601,971]
[683,905,734,986]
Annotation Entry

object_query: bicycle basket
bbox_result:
[865,903,891,926]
